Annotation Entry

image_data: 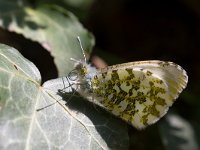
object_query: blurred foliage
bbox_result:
[0,0,200,150]
[0,0,95,79]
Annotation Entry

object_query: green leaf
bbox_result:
[0,44,129,149]
[0,1,95,76]
[62,0,94,8]
[42,0,95,9]
[159,113,199,150]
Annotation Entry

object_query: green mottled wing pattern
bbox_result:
[91,61,188,129]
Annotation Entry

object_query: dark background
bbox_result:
[86,1,200,149]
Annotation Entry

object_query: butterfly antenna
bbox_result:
[77,36,87,63]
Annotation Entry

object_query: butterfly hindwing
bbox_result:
[89,61,187,129]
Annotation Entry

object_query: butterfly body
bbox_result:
[69,60,188,129]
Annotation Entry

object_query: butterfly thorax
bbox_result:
[71,61,97,96]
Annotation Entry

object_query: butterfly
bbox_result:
[62,37,188,129]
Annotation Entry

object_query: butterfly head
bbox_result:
[67,59,87,81]
[74,60,88,77]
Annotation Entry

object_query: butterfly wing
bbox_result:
[91,60,188,129]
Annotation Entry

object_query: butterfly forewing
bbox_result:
[90,61,187,129]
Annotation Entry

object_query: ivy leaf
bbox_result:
[0,1,94,76]
[0,44,129,149]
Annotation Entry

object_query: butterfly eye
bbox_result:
[68,70,78,81]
